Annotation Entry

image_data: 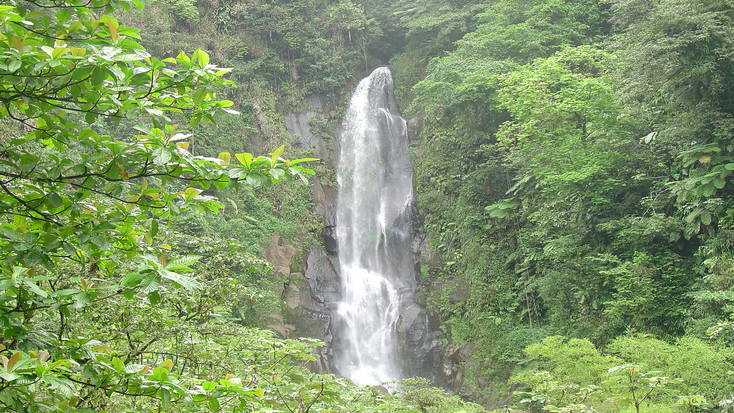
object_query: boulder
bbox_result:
[263,235,297,276]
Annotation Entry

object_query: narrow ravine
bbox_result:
[332,67,418,386]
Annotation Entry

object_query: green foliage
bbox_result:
[6,0,734,410]
[608,335,734,402]
[0,0,323,410]
[602,252,693,335]
[164,0,199,24]
[398,377,487,413]
[604,364,675,413]
[613,0,734,234]
[387,0,487,103]
[408,0,609,115]
[512,335,734,412]
[522,336,616,386]
[403,0,734,406]
[207,0,378,97]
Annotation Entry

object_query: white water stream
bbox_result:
[333,67,417,386]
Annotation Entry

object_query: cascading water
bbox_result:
[333,67,418,386]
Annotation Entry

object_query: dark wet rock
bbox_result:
[285,273,322,313]
[281,270,333,370]
[396,299,443,381]
[312,181,338,254]
[397,301,421,334]
[304,246,341,304]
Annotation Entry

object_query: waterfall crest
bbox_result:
[333,67,417,386]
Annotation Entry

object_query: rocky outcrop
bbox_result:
[398,299,443,380]
[275,96,341,372]
[283,270,333,374]
[440,344,473,393]
[262,234,334,373]
[285,96,323,151]
[311,180,337,253]
[303,246,340,305]
[263,235,296,276]
[264,313,295,338]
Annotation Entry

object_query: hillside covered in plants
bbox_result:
[1,0,733,412]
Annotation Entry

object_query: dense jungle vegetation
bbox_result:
[1,0,734,412]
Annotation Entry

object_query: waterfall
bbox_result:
[333,67,417,386]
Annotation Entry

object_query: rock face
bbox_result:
[263,236,296,276]
[280,95,341,373]
[278,93,443,382]
[285,96,324,150]
[283,269,333,374]
[303,246,341,305]
[265,235,335,373]
[312,180,338,253]
[439,344,473,393]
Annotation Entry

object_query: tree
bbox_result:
[613,0,734,234]
[605,365,673,413]
[0,0,314,410]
